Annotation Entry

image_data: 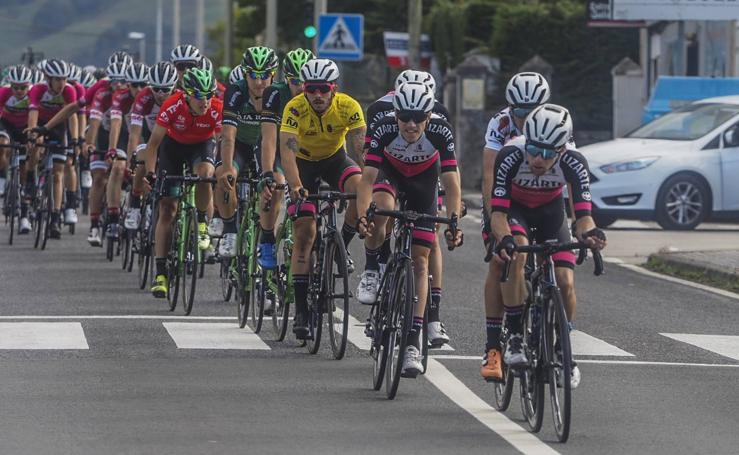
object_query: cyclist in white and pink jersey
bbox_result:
[27,59,78,239]
[123,61,178,230]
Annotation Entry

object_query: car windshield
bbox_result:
[628,103,739,141]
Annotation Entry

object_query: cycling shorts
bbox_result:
[158,135,216,197]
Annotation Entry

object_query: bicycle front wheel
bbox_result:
[7,172,18,246]
[520,295,545,432]
[547,288,572,442]
[271,226,291,341]
[386,260,414,400]
[325,233,350,360]
[220,259,233,302]
[167,219,181,311]
[181,208,199,315]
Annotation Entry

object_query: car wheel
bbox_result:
[592,213,617,228]
[655,173,710,230]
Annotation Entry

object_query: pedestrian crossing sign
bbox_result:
[318,14,363,61]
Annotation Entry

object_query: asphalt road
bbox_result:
[0,215,737,455]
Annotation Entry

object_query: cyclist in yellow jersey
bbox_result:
[280,58,365,339]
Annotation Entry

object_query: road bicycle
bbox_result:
[1,142,26,245]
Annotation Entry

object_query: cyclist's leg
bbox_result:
[214,141,245,239]
[63,150,78,221]
[126,144,148,226]
[48,125,69,235]
[482,208,505,377]
[257,144,285,266]
[152,137,185,289]
[189,139,216,250]
[324,150,362,249]
[0,132,8,181]
[105,128,130,230]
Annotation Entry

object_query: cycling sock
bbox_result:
[197,210,207,223]
[20,203,28,217]
[429,287,442,322]
[504,305,524,334]
[341,223,356,248]
[65,190,76,209]
[293,274,309,316]
[107,207,119,224]
[130,191,141,209]
[378,232,392,264]
[407,316,424,349]
[365,245,380,271]
[486,317,503,351]
[155,258,167,277]
[91,213,100,228]
[222,215,237,234]
[259,226,275,244]
[51,211,60,223]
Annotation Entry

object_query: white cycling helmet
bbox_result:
[31,69,45,85]
[42,59,69,78]
[300,58,339,83]
[36,59,47,71]
[108,51,133,67]
[392,82,434,113]
[125,62,149,84]
[524,104,573,149]
[106,62,128,82]
[6,65,33,85]
[149,62,178,88]
[228,66,245,85]
[505,72,550,107]
[171,44,201,63]
[199,56,213,74]
[395,69,435,94]
[67,64,82,82]
[79,71,96,88]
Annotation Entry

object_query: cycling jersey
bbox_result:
[89,87,115,131]
[365,91,450,145]
[260,82,294,125]
[130,87,162,134]
[0,87,30,129]
[280,92,365,161]
[365,113,457,178]
[28,83,77,123]
[110,88,137,128]
[490,136,592,218]
[156,91,223,144]
[484,107,522,152]
[78,78,109,108]
[222,79,265,145]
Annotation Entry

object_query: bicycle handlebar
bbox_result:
[498,241,604,282]
[163,175,217,184]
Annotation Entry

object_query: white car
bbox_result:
[580,95,739,230]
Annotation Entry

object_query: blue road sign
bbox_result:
[317,14,363,61]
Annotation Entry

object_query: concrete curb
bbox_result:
[648,251,739,283]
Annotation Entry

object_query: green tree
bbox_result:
[425,0,466,72]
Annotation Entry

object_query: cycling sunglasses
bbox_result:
[151,86,173,94]
[175,62,197,71]
[525,143,559,160]
[247,70,274,81]
[512,106,535,118]
[303,83,335,94]
[396,110,428,124]
[190,90,215,100]
[48,76,67,83]
[130,82,147,88]
[11,84,29,91]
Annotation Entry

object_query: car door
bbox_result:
[720,123,739,210]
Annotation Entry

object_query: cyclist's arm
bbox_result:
[345,125,366,165]
[219,124,237,169]
[491,211,512,241]
[43,102,80,131]
[143,124,166,175]
[440,170,461,219]
[108,117,122,154]
[27,109,39,131]
[260,122,277,172]
[77,112,87,143]
[482,147,498,216]
[280,131,302,191]
[68,114,78,143]
[127,124,142,158]
[85,118,100,150]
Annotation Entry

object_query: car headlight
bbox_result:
[599,157,659,174]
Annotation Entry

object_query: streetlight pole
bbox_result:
[129,32,146,63]
[155,0,163,61]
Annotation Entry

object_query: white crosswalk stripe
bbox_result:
[660,333,739,362]
[0,322,89,349]
[163,322,270,350]
[571,330,634,357]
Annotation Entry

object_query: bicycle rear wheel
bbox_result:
[220,259,233,302]
[493,363,515,411]
[237,254,250,328]
[326,233,350,360]
[167,219,181,311]
[121,227,132,270]
[371,266,394,391]
[520,298,545,432]
[547,288,572,442]
[271,228,291,341]
[305,250,322,354]
[181,207,199,315]
[386,260,414,400]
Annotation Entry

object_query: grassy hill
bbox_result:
[0,0,224,67]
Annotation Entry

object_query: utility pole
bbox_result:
[266,0,278,49]
[225,0,234,66]
[196,0,205,50]
[173,0,181,47]
[408,0,422,69]
[155,0,163,61]
[313,0,327,54]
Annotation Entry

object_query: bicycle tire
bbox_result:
[138,244,150,290]
[237,246,250,328]
[493,363,515,411]
[126,230,135,272]
[547,288,572,442]
[271,224,291,341]
[41,181,53,251]
[121,228,131,270]
[81,188,89,215]
[167,219,181,311]
[326,233,350,360]
[106,234,114,261]
[421,290,429,374]
[520,294,545,433]
[138,202,154,289]
[386,260,414,400]
[305,249,323,355]
[250,225,264,333]
[220,259,233,302]
[7,171,17,245]
[182,207,199,315]
[371,265,395,391]
[68,222,75,235]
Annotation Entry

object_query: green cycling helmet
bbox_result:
[283,48,315,78]
[241,46,279,72]
[182,67,215,96]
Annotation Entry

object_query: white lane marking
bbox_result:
[343,312,559,455]
[338,308,455,351]
[425,358,559,455]
[605,259,739,302]
[0,322,89,349]
[0,315,236,320]
[431,355,739,368]
[660,333,739,362]
[163,322,270,350]
[570,330,634,357]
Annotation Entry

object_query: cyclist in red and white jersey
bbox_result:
[123,61,178,230]
[27,59,78,239]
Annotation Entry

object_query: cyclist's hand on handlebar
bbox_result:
[82,144,94,160]
[356,215,373,238]
[581,228,607,250]
[495,234,517,262]
[444,227,464,250]
[290,186,308,203]
[259,171,275,199]
[144,172,156,192]
[217,164,236,191]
